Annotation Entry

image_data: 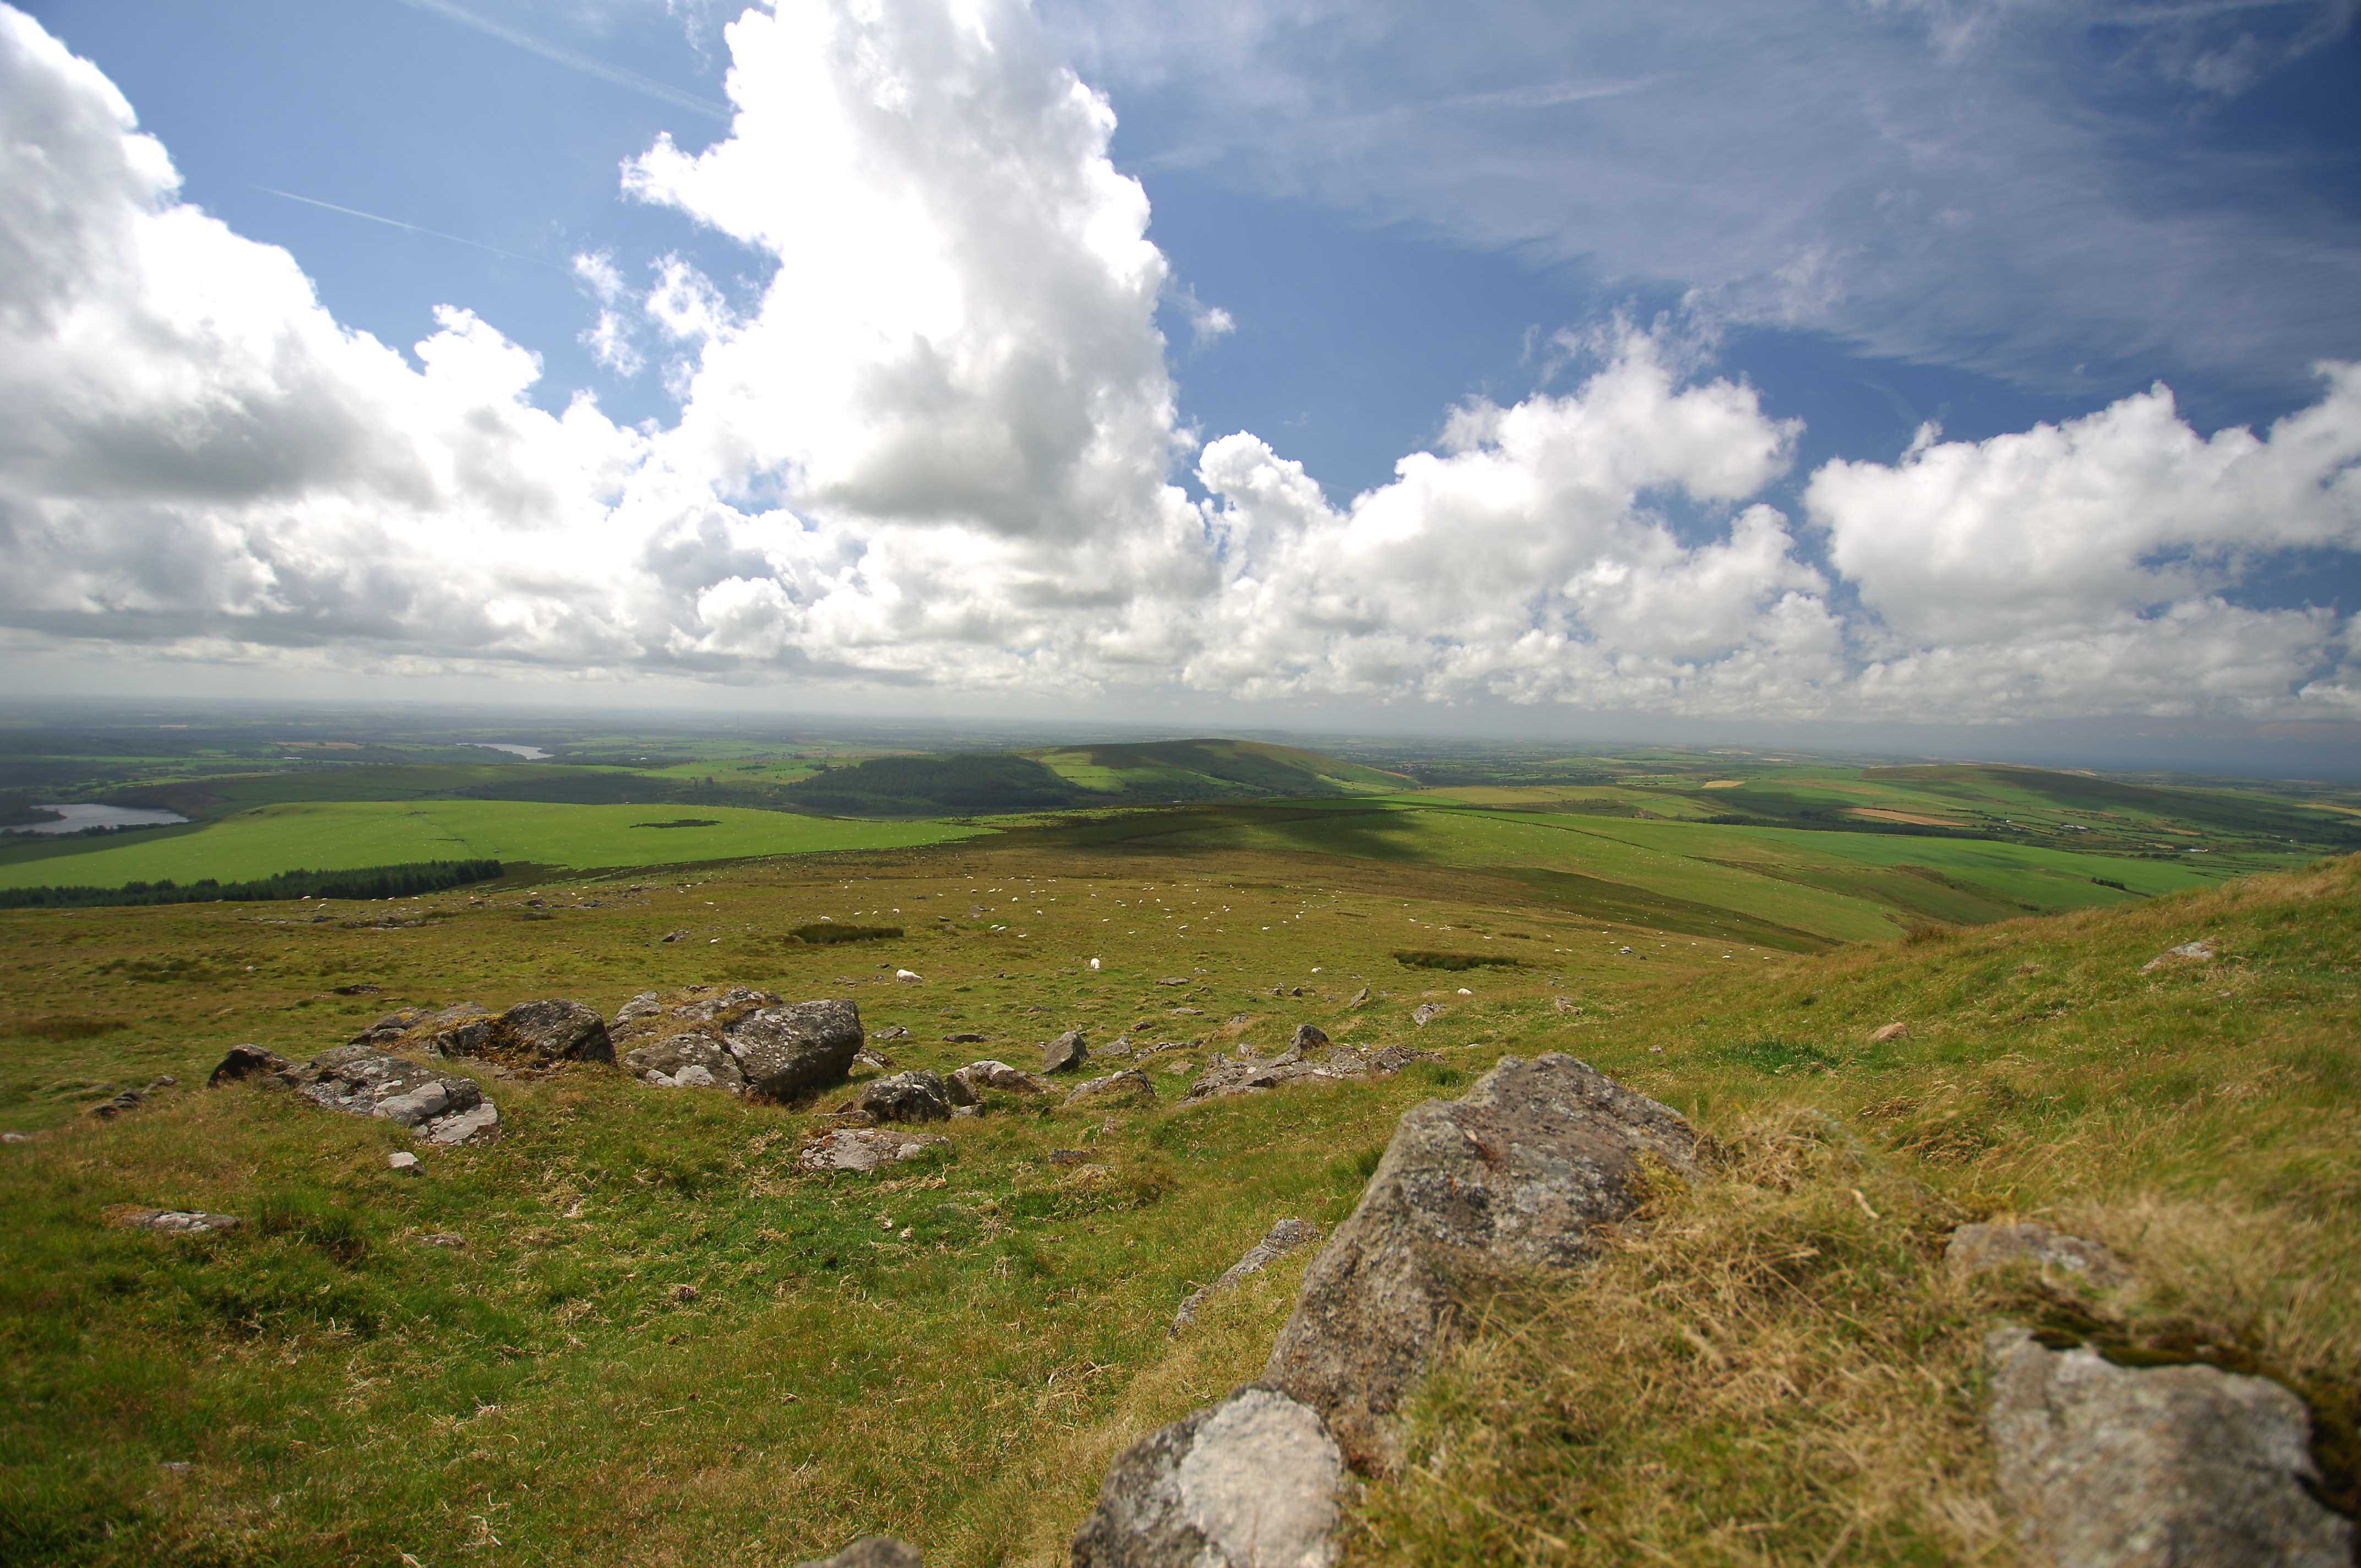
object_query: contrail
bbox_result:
[399,0,733,123]
[251,186,561,268]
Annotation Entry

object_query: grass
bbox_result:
[0,782,2353,1565]
[0,801,990,890]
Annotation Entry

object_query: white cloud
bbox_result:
[1,1,2356,726]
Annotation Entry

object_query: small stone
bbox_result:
[2141,939,2216,972]
[1291,1023,1330,1053]
[1946,1222,2132,1291]
[1410,1004,1444,1026]
[792,1537,923,1568]
[670,1283,699,1303]
[1346,987,1369,1006]
[159,1461,194,1475]
[1042,1029,1089,1075]
[798,1127,951,1174]
[661,929,690,943]
[420,1233,467,1248]
[849,1070,956,1123]
[1870,1021,1910,1042]
[388,1151,421,1173]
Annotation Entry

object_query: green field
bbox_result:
[0,801,989,890]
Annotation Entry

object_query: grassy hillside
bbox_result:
[1,792,2352,1564]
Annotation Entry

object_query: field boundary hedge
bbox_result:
[0,859,504,910]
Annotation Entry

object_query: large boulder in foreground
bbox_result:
[1264,1053,1701,1471]
[1985,1326,2351,1566]
[265,1045,501,1147]
[1070,1385,1345,1568]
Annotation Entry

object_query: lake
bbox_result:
[466,743,552,760]
[4,803,190,835]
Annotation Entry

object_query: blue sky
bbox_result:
[4,0,2359,759]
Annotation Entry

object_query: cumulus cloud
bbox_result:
[0,0,2356,724]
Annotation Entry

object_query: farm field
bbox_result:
[1,794,2354,1565]
[0,801,989,891]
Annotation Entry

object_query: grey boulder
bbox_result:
[116,1208,242,1235]
[798,1126,951,1174]
[953,1060,1053,1099]
[1264,1053,1700,1471]
[850,1070,956,1123]
[1071,1384,1345,1568]
[730,999,866,1101]
[1985,1326,2350,1566]
[207,1045,291,1087]
[1043,1030,1090,1075]
[629,1034,748,1093]
[1063,1069,1157,1109]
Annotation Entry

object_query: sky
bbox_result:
[3,0,2359,764]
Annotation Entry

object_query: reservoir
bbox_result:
[466,743,552,760]
[4,803,190,835]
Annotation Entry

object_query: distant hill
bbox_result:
[780,738,1412,818]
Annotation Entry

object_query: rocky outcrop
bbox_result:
[951,1060,1053,1099]
[265,1045,502,1147]
[208,1046,291,1087]
[352,999,613,1065]
[1070,1385,1345,1568]
[1063,1069,1157,1109]
[795,1537,923,1568]
[1984,1326,2351,1566]
[115,1208,242,1234]
[798,1126,951,1174]
[848,1070,956,1123]
[1172,1220,1320,1337]
[1947,1221,2132,1292]
[1263,1053,1701,1471]
[1043,1030,1090,1075]
[1187,1042,1437,1102]
[611,988,862,1100]
[2141,939,2216,972]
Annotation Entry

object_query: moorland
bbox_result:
[2,706,2357,1564]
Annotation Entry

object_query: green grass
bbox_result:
[0,801,990,890]
[2,754,2356,1565]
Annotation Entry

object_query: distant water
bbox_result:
[465,743,552,760]
[4,803,189,835]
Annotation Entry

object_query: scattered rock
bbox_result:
[2142,939,2217,972]
[1410,1004,1444,1026]
[1063,1069,1157,1109]
[660,929,690,943]
[331,983,382,995]
[792,1537,923,1568]
[1265,1054,1702,1471]
[419,1233,467,1248]
[388,1151,420,1173]
[870,1025,911,1042]
[1172,1219,1321,1337]
[115,1208,241,1234]
[633,1033,748,1093]
[1947,1222,2133,1291]
[1347,987,1369,1006]
[848,1070,956,1123]
[1984,1326,2349,1566]
[951,1060,1052,1099]
[1553,996,1580,1014]
[1070,1384,1346,1568]
[1870,1021,1910,1043]
[1187,1042,1436,1102]
[404,998,613,1065]
[854,1047,897,1072]
[798,1126,951,1174]
[349,1003,483,1049]
[84,1087,149,1120]
[1157,977,1190,987]
[1042,1030,1090,1075]
[1291,1024,1329,1053]
[1,1131,35,1144]
[159,1461,194,1474]
[670,1283,700,1303]
[208,1045,292,1087]
[943,1031,989,1044]
[267,1046,503,1147]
